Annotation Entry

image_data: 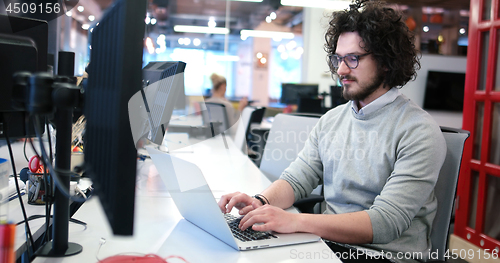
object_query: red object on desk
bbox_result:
[0,223,16,263]
[28,155,42,173]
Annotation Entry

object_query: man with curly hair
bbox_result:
[219,1,446,261]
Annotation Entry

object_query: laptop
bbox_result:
[146,147,321,250]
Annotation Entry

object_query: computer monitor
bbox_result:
[423,71,465,112]
[143,61,187,110]
[0,14,48,138]
[280,83,319,105]
[140,61,186,145]
[330,85,348,108]
[84,0,147,235]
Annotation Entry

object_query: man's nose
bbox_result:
[336,59,351,75]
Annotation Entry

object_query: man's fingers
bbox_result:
[238,205,254,215]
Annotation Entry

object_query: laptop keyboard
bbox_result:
[224,214,278,242]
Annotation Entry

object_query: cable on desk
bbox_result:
[16,214,87,228]
[99,254,190,263]
[43,120,53,243]
[2,113,35,259]
[96,238,190,263]
[23,136,29,162]
[25,116,54,244]
[32,116,86,203]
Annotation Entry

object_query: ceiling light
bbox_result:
[146,37,155,54]
[230,0,263,2]
[241,30,294,39]
[193,38,201,46]
[286,40,297,50]
[77,6,84,12]
[174,25,229,34]
[292,48,303,59]
[88,15,95,21]
[82,24,90,30]
[270,12,277,20]
[296,46,304,54]
[145,16,151,24]
[423,26,429,33]
[157,34,166,45]
[437,34,444,42]
[277,44,286,53]
[459,28,466,34]
[208,18,216,28]
[266,16,272,23]
[460,10,470,17]
[66,11,72,17]
[151,18,157,25]
[281,0,350,10]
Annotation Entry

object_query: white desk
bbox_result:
[26,135,338,263]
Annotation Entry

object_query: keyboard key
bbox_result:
[224,214,277,242]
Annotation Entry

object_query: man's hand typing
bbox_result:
[218,192,263,215]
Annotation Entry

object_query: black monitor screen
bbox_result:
[330,85,348,108]
[84,0,147,236]
[0,15,47,138]
[423,71,465,112]
[280,83,319,105]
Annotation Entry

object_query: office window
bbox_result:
[473,102,485,160]
[478,31,490,91]
[268,38,303,100]
[468,171,480,229]
[143,39,239,97]
[484,174,500,240]
[490,103,500,165]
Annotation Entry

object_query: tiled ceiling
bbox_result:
[88,0,471,36]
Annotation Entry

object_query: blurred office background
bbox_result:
[53,0,468,128]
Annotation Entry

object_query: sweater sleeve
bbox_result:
[280,118,325,201]
[366,119,446,244]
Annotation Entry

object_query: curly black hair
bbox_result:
[324,0,420,88]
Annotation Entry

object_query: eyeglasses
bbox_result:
[329,53,371,69]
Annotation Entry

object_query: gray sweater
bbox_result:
[281,94,446,262]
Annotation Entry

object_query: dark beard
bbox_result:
[341,73,385,101]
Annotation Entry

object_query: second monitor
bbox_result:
[280,83,319,105]
[141,61,187,145]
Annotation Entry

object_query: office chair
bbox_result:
[259,113,321,182]
[200,102,230,136]
[430,127,469,261]
[292,126,470,262]
[233,106,266,153]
